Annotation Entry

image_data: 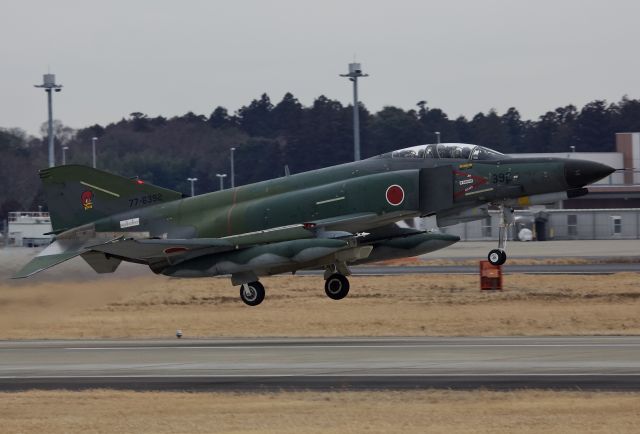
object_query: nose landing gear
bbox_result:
[488,249,507,266]
[487,206,514,266]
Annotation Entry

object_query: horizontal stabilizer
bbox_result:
[12,235,121,279]
[12,250,81,279]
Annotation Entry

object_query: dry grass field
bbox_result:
[1,272,639,339]
[379,255,640,266]
[1,253,639,433]
[1,389,639,434]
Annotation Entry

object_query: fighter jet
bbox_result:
[14,143,614,305]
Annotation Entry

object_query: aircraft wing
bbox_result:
[83,215,374,267]
[306,212,379,234]
[12,236,235,279]
[12,212,382,279]
[87,238,234,266]
[217,213,377,246]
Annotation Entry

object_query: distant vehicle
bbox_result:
[518,228,533,242]
[14,143,613,305]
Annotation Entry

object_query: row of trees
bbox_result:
[2,94,640,214]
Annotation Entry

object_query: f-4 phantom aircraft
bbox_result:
[14,143,614,306]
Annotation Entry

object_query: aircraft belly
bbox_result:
[355,233,460,264]
[213,245,341,274]
[161,239,349,278]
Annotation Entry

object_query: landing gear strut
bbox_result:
[240,281,265,306]
[487,206,514,266]
[324,273,350,300]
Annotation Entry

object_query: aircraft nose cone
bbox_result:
[564,160,615,188]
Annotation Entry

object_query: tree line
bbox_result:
[2,94,640,215]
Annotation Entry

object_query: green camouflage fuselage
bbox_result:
[90,156,570,241]
[16,147,612,281]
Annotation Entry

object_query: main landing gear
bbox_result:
[324,263,351,300]
[240,281,265,306]
[487,205,514,266]
[236,264,353,306]
[324,273,350,300]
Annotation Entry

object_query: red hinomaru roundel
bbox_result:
[385,184,405,206]
[81,190,94,210]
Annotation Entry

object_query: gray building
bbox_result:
[438,208,640,241]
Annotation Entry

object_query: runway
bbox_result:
[320,262,640,276]
[1,337,639,391]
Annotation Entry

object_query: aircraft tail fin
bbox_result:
[40,165,184,233]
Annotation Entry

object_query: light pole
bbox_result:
[230,147,236,188]
[187,177,198,197]
[435,131,441,144]
[92,137,98,168]
[34,73,63,167]
[340,62,368,161]
[216,173,227,191]
[62,146,69,165]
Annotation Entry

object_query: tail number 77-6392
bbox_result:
[129,193,163,208]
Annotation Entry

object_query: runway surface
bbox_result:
[1,337,639,391]
[316,262,640,276]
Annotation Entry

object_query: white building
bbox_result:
[7,212,52,247]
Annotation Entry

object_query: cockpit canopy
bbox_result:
[380,143,506,161]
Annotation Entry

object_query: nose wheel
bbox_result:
[488,249,507,266]
[240,281,265,306]
[487,205,513,266]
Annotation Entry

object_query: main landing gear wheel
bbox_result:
[324,274,350,300]
[488,249,507,266]
[240,281,265,306]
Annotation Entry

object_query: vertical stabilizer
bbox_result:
[40,165,183,233]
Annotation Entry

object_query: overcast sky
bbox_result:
[2,0,639,136]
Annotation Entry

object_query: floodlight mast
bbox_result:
[34,73,63,168]
[230,147,236,188]
[187,177,198,197]
[92,137,98,168]
[216,173,227,191]
[340,63,368,161]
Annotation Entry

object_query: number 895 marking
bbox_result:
[491,172,513,184]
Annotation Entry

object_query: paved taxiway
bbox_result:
[1,337,639,391]
[319,262,640,276]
